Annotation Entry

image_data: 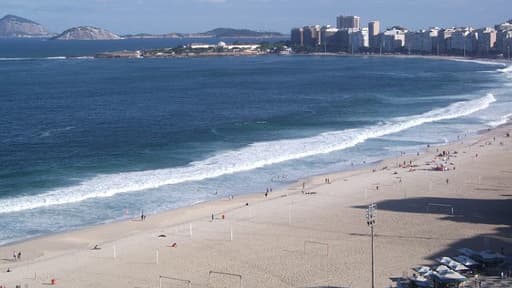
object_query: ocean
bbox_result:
[0,39,511,245]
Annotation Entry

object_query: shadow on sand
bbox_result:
[353,196,512,278]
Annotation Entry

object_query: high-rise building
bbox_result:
[382,27,407,52]
[474,27,496,55]
[494,21,512,54]
[448,27,474,55]
[438,28,456,54]
[336,15,360,30]
[348,28,369,52]
[291,27,304,46]
[361,27,369,48]
[320,25,339,47]
[303,25,321,47]
[505,35,512,59]
[368,21,380,50]
[405,28,438,54]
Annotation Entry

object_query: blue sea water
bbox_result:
[0,39,511,245]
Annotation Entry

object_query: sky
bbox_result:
[1,0,511,35]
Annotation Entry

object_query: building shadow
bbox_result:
[353,197,512,229]
[353,196,512,277]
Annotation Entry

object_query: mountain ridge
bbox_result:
[1,14,287,40]
[0,14,50,38]
[123,28,287,39]
[51,26,122,40]
[203,27,285,37]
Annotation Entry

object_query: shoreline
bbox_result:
[0,129,472,249]
[1,122,511,287]
[293,51,512,66]
[0,53,507,243]
[1,49,511,65]
[0,91,509,249]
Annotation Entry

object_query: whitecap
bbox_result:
[0,93,497,214]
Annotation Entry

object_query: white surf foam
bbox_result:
[0,93,496,214]
[486,113,512,127]
[44,56,67,60]
[0,57,28,61]
[0,56,71,61]
[450,58,508,67]
[498,65,512,72]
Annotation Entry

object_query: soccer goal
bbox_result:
[208,271,242,288]
[159,275,191,288]
[304,240,329,257]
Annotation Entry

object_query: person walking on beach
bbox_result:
[17,252,21,261]
[12,251,16,261]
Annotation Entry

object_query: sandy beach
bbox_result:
[1,124,511,287]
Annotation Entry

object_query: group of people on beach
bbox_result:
[264,187,272,197]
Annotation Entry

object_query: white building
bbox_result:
[189,42,260,51]
[382,27,407,52]
[320,25,339,46]
[189,43,215,49]
[348,28,368,52]
[405,28,439,53]
[495,22,512,54]
[303,25,321,46]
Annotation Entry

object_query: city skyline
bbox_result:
[1,0,512,35]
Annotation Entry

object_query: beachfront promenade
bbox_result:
[1,125,511,287]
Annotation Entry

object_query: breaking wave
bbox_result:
[487,113,512,127]
[0,93,496,214]
[451,58,508,67]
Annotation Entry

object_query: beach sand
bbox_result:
[1,125,511,287]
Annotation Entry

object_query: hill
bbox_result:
[0,14,50,38]
[52,26,121,40]
[202,27,286,38]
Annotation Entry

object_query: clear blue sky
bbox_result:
[2,0,511,34]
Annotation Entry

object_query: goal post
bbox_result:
[303,240,329,257]
[208,271,242,288]
[159,275,191,288]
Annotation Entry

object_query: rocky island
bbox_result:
[52,26,121,40]
[0,14,50,38]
